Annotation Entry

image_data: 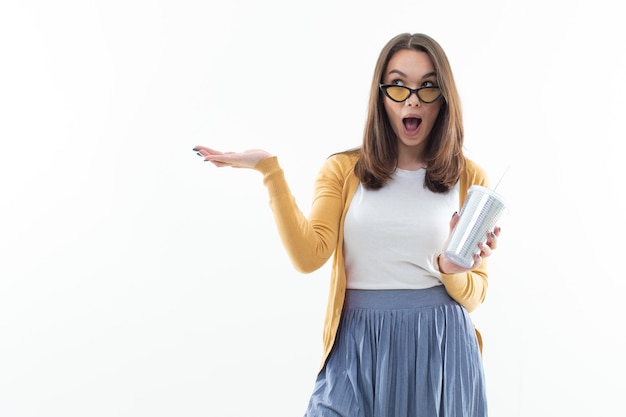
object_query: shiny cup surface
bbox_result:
[444,185,508,268]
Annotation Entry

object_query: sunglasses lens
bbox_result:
[418,87,441,103]
[384,86,411,102]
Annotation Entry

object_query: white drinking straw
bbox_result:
[492,164,510,192]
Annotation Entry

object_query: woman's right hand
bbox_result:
[193,146,271,169]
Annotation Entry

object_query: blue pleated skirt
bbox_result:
[304,285,487,417]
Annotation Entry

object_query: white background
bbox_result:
[1,0,624,416]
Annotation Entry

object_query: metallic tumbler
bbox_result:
[444,185,508,268]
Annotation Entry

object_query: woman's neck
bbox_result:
[396,152,426,171]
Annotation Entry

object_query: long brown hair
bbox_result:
[354,33,465,193]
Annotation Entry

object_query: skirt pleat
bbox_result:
[304,286,487,417]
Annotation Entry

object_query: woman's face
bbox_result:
[382,49,443,162]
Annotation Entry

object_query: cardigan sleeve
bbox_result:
[439,158,491,312]
[253,155,346,273]
[439,259,489,312]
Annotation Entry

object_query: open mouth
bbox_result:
[403,117,422,134]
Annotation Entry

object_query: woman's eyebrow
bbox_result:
[386,69,438,80]
[387,69,408,77]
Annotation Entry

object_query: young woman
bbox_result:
[194,33,500,417]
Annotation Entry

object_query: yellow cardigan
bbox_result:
[254,151,490,369]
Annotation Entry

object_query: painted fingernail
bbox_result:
[490,232,496,238]
[451,211,458,219]
[192,148,198,151]
[196,152,202,156]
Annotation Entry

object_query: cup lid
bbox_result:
[467,185,509,212]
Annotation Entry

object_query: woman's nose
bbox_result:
[405,91,421,107]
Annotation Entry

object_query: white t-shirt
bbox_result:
[344,168,460,289]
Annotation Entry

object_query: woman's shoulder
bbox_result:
[311,148,359,189]
[324,148,360,171]
[462,156,490,187]
[463,157,486,176]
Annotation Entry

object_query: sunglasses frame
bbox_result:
[379,84,443,104]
